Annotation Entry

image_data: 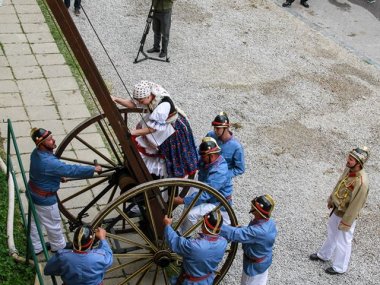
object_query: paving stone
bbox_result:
[0,5,15,14]
[3,43,32,56]
[11,135,34,154]
[70,132,106,150]
[0,93,23,107]
[0,13,19,23]
[27,105,59,121]
[12,0,38,4]
[42,65,72,78]
[22,91,54,106]
[62,118,98,134]
[0,120,31,139]
[57,104,91,119]
[0,23,22,33]
[26,32,54,44]
[47,77,79,92]
[0,56,9,66]
[0,80,18,92]
[0,66,13,79]
[22,23,50,33]
[0,106,28,122]
[7,54,37,67]
[74,148,111,166]
[10,153,30,173]
[30,119,66,135]
[18,12,45,23]
[31,42,60,54]
[58,186,95,209]
[12,65,43,79]
[14,4,42,14]
[17,78,49,93]
[53,90,85,106]
[0,33,27,44]
[36,54,65,65]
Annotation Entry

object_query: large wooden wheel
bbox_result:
[90,179,238,285]
[55,108,143,229]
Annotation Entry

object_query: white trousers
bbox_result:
[30,203,66,253]
[179,203,231,235]
[317,212,356,273]
[241,269,268,285]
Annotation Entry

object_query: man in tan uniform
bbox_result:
[309,147,369,275]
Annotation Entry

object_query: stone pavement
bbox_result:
[0,0,103,284]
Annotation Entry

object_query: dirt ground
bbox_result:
[69,0,380,284]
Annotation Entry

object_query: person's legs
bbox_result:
[39,204,66,252]
[160,10,172,55]
[332,220,356,273]
[74,0,81,9]
[64,0,70,8]
[240,269,269,285]
[30,214,43,254]
[151,13,161,51]
[317,213,340,260]
[179,203,215,234]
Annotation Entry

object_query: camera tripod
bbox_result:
[134,4,170,64]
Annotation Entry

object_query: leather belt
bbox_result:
[28,181,55,198]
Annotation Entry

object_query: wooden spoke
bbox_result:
[90,179,238,284]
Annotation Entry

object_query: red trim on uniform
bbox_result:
[35,130,50,145]
[244,253,265,263]
[184,272,211,282]
[205,218,217,231]
[200,146,219,155]
[255,201,269,215]
[212,122,230,127]
[28,181,56,197]
[340,221,351,227]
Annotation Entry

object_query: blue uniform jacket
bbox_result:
[183,156,233,207]
[220,218,277,276]
[44,240,113,285]
[29,149,95,206]
[165,225,227,285]
[206,131,245,178]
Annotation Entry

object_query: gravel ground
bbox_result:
[68,0,380,284]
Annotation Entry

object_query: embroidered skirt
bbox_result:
[159,114,198,177]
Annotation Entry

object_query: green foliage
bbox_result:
[0,171,35,284]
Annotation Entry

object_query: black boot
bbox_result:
[300,0,309,8]
[282,1,292,7]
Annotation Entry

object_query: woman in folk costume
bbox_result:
[112,80,198,178]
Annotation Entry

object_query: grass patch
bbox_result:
[0,165,35,284]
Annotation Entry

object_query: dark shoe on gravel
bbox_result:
[282,2,292,7]
[309,253,325,262]
[325,267,343,275]
[147,47,160,53]
[159,51,167,58]
[300,1,309,8]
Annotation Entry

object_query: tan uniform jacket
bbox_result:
[329,168,369,227]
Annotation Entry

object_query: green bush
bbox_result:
[0,171,35,284]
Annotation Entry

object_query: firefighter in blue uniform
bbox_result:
[164,210,227,285]
[28,127,102,254]
[220,195,277,285]
[174,137,233,232]
[44,226,113,285]
[206,112,245,179]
